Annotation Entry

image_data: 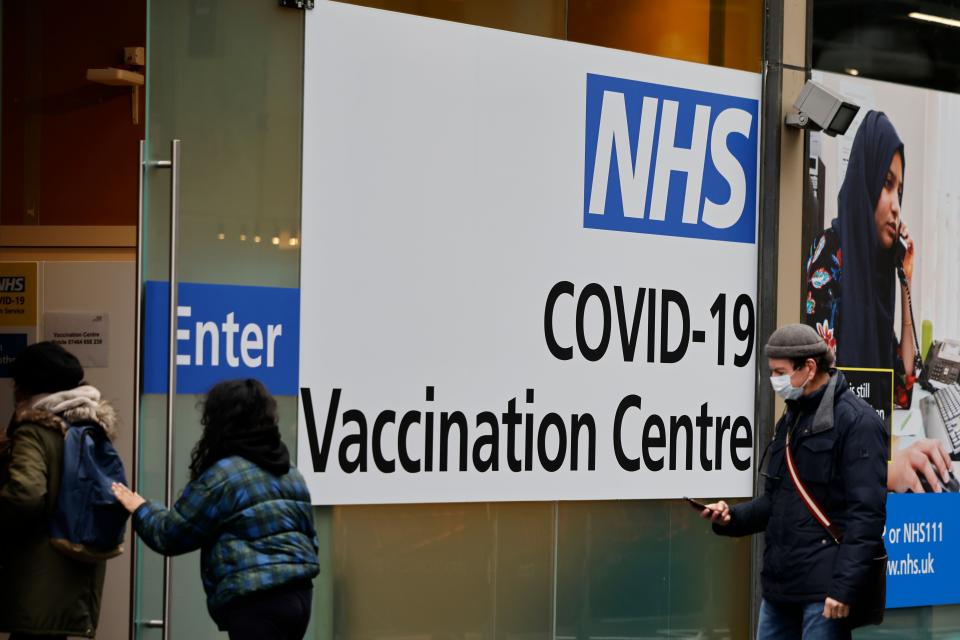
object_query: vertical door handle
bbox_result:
[130,140,145,640]
[164,139,180,513]
[143,138,181,640]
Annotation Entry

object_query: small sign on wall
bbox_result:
[44,312,110,367]
[838,366,894,436]
[0,333,28,378]
[0,263,39,419]
[0,262,37,328]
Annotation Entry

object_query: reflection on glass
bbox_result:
[855,604,960,640]
[0,2,146,226]
[567,0,762,71]
[337,0,762,71]
[331,502,554,638]
[334,0,564,38]
[144,2,303,286]
[556,501,750,639]
[330,500,750,638]
[813,1,960,94]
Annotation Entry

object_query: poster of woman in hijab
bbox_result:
[805,70,960,610]
[805,72,960,497]
[805,110,916,407]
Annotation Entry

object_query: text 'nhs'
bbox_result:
[583,73,759,244]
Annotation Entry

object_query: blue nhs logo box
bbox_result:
[583,73,759,244]
[143,281,299,396]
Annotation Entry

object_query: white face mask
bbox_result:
[770,373,805,400]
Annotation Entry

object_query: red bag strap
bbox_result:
[785,421,843,545]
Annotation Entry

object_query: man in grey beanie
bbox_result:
[700,323,887,639]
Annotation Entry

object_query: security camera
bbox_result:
[784,80,860,136]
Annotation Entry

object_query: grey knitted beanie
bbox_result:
[764,323,830,360]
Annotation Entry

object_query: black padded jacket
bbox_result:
[714,370,887,605]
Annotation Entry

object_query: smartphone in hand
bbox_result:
[683,496,713,513]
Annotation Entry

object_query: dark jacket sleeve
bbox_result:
[713,453,779,537]
[828,410,888,604]
[714,420,785,538]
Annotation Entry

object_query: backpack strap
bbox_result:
[785,423,843,544]
[61,417,107,438]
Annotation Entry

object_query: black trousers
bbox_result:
[221,585,313,640]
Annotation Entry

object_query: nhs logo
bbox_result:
[143,281,299,395]
[583,74,758,244]
[0,277,25,292]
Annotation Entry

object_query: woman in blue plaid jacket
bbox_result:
[113,379,319,640]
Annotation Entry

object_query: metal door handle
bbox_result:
[130,140,145,640]
[164,140,180,515]
[142,138,180,640]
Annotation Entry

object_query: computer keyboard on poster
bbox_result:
[935,384,960,449]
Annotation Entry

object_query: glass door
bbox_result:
[135,2,305,638]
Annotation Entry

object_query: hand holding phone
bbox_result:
[894,234,908,267]
[894,220,914,281]
[683,496,711,512]
[684,497,732,526]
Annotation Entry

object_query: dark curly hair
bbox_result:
[189,378,280,481]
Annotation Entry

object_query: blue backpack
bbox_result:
[49,420,130,562]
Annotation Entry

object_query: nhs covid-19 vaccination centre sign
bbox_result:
[298,2,760,504]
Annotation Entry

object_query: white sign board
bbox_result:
[299,2,760,504]
[44,312,110,368]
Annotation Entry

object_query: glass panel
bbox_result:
[335,0,763,71]
[338,0,564,38]
[137,3,764,639]
[137,1,304,638]
[556,501,751,638]
[855,605,960,639]
[143,0,303,286]
[0,1,145,226]
[567,0,763,71]
[330,502,555,638]
[330,500,751,638]
[813,1,960,94]
[310,3,761,639]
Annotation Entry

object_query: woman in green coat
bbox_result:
[0,342,118,639]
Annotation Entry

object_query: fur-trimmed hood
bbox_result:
[8,385,119,441]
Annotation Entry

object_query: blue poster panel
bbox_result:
[886,494,960,608]
[143,281,299,396]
